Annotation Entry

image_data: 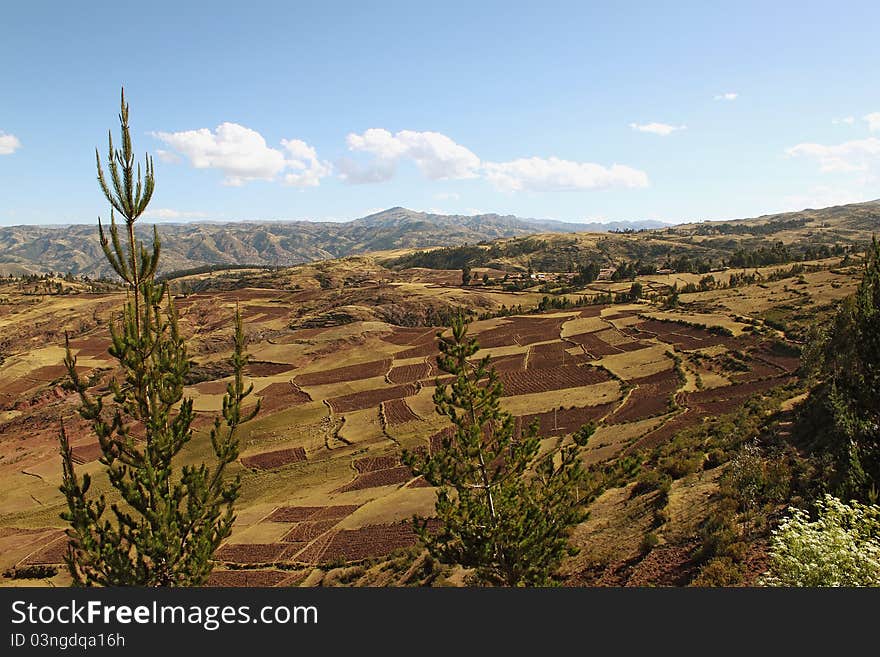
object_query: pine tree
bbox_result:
[807,236,880,501]
[57,89,259,586]
[403,314,593,586]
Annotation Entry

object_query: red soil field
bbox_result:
[607,370,681,424]
[70,442,104,464]
[310,504,362,520]
[20,535,69,565]
[193,379,231,394]
[282,519,341,542]
[267,506,325,522]
[625,410,704,454]
[486,352,528,372]
[28,365,82,381]
[245,361,296,376]
[615,340,656,352]
[387,361,432,384]
[336,466,414,493]
[67,336,109,358]
[684,376,793,408]
[729,359,784,383]
[507,316,569,345]
[240,447,307,470]
[472,316,567,349]
[294,359,391,386]
[257,381,312,413]
[753,350,801,373]
[215,543,289,564]
[618,542,700,587]
[428,427,454,454]
[633,320,730,350]
[288,530,335,564]
[516,401,617,437]
[239,305,290,322]
[298,520,442,564]
[497,364,611,396]
[287,326,329,340]
[395,340,440,359]
[564,331,625,356]
[354,455,401,473]
[327,383,418,413]
[528,341,590,369]
[626,375,794,453]
[383,398,420,425]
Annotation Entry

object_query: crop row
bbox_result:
[327,383,419,413]
[294,359,391,386]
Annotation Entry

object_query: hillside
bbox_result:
[5,201,875,281]
[0,207,665,278]
[0,228,868,586]
[0,200,878,588]
[383,201,880,274]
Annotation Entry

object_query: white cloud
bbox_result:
[281,139,332,187]
[340,128,481,184]
[864,112,880,132]
[155,149,181,164]
[714,92,738,101]
[832,116,855,126]
[144,208,210,221]
[629,122,686,136]
[0,132,22,155]
[339,127,648,195]
[786,137,880,173]
[153,123,330,187]
[484,157,648,192]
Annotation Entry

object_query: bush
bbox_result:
[660,453,704,479]
[696,503,740,561]
[632,470,671,497]
[640,532,660,553]
[692,557,746,587]
[704,448,727,469]
[760,495,880,587]
[3,564,58,580]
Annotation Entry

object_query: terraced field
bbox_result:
[0,247,863,586]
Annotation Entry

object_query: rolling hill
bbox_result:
[0,207,666,278]
[3,201,878,280]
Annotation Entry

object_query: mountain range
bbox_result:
[0,207,667,278]
[1,201,878,279]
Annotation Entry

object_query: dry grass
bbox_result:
[337,407,385,445]
[499,380,621,416]
[595,344,674,379]
[561,315,609,336]
[640,310,748,336]
[336,487,437,530]
[583,414,672,464]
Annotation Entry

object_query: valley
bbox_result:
[0,202,872,586]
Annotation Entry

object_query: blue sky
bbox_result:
[1,0,878,226]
